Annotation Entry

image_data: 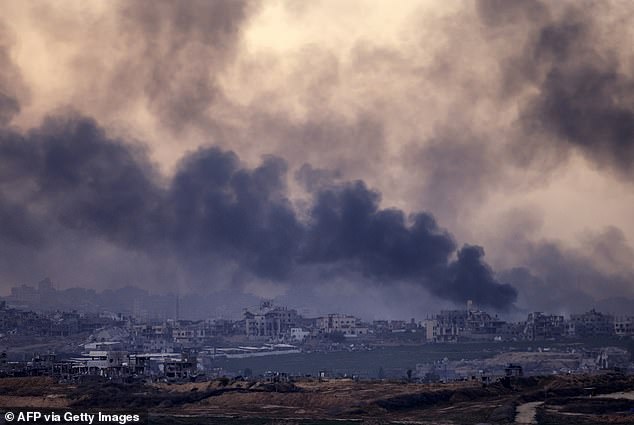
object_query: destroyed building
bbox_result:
[524,312,565,340]
[570,309,615,337]
[244,301,299,340]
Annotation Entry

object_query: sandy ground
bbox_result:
[0,395,69,408]
[597,390,634,400]
[514,401,542,424]
[0,374,632,424]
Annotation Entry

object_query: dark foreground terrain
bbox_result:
[0,374,633,424]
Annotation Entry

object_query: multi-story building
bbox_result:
[564,320,576,337]
[316,313,361,335]
[70,350,129,377]
[464,309,507,339]
[171,321,210,345]
[290,327,310,341]
[524,312,565,340]
[424,303,509,342]
[570,309,614,337]
[244,301,298,340]
[614,316,634,336]
[426,310,467,342]
[8,284,39,306]
[129,322,173,352]
[422,319,437,341]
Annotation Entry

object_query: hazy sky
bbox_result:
[0,0,633,318]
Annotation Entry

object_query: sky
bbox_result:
[0,0,633,319]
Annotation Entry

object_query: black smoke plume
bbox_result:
[0,114,517,309]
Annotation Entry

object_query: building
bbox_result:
[564,320,576,337]
[614,316,634,336]
[424,302,510,342]
[129,352,195,381]
[505,364,523,377]
[524,312,565,340]
[570,309,614,337]
[316,314,361,335]
[171,320,212,346]
[9,284,39,306]
[463,309,507,339]
[426,310,467,342]
[290,327,310,342]
[129,323,173,353]
[70,350,129,377]
[244,301,298,340]
[422,319,437,342]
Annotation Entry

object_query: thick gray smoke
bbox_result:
[2,1,633,315]
[0,22,26,126]
[0,114,517,309]
[478,0,634,179]
[499,226,634,315]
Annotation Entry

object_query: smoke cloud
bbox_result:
[0,113,516,309]
[0,22,26,126]
[1,0,633,315]
[499,226,634,315]
[478,0,634,179]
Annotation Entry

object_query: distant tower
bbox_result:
[467,300,475,311]
[175,294,180,320]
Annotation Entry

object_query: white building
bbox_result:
[70,350,129,377]
[85,350,127,369]
[244,302,298,339]
[422,319,437,342]
[290,327,310,341]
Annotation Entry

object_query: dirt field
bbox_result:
[0,374,632,424]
